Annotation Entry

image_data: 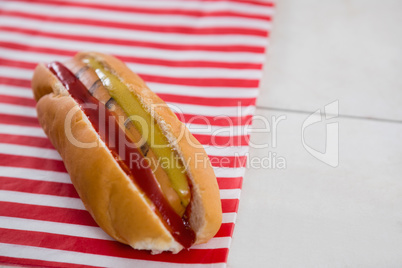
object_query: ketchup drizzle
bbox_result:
[48,61,195,248]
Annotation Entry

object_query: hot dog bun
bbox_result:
[31,52,222,253]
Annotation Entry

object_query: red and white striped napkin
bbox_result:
[0,0,273,266]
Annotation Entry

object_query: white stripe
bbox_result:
[0,85,33,98]
[204,145,249,157]
[149,83,260,98]
[2,2,272,30]
[0,47,69,64]
[0,216,112,240]
[0,143,61,160]
[46,0,274,17]
[0,66,33,80]
[187,123,251,137]
[190,125,250,139]
[214,167,246,178]
[205,145,248,158]
[0,166,70,184]
[126,63,262,79]
[0,103,36,117]
[219,189,241,200]
[0,17,268,47]
[0,243,226,268]
[0,190,85,210]
[169,102,255,117]
[0,31,266,63]
[222,212,237,224]
[0,124,46,138]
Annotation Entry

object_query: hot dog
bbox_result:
[31,52,222,253]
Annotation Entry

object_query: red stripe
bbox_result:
[0,228,228,263]
[0,134,53,148]
[0,177,78,198]
[0,202,97,227]
[0,114,40,126]
[0,56,37,69]
[221,199,239,213]
[0,94,36,107]
[0,256,101,268]
[0,154,67,173]
[0,38,262,69]
[193,133,250,147]
[10,0,272,21]
[0,25,264,53]
[0,76,30,88]
[217,176,243,189]
[99,53,260,70]
[1,10,268,37]
[215,223,234,238]
[0,39,74,57]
